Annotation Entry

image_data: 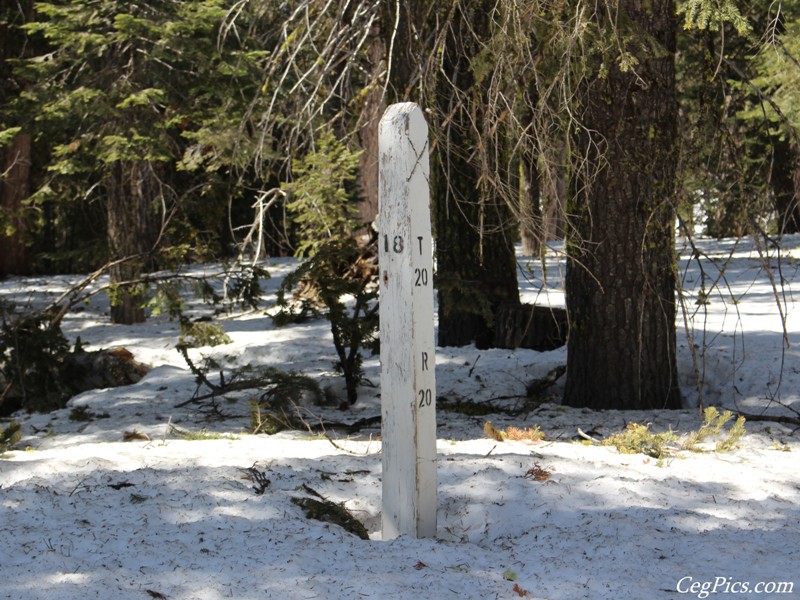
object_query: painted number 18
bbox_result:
[384,234,404,254]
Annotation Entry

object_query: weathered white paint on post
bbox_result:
[378,102,437,539]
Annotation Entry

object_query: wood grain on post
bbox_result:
[378,102,437,539]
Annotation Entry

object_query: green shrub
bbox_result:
[273,238,378,406]
[178,320,233,348]
[601,423,677,459]
[598,407,747,462]
[0,306,72,414]
[283,130,362,258]
[1,421,22,454]
[682,407,746,452]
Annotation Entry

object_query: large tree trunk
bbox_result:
[432,150,520,348]
[355,21,385,225]
[1,1,34,276]
[0,133,32,275]
[793,143,800,234]
[772,137,800,235]
[519,121,542,256]
[431,1,519,348]
[564,0,681,410]
[106,160,160,324]
[383,0,519,347]
[542,137,568,242]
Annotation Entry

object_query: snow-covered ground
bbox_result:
[1,236,798,600]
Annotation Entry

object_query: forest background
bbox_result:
[1,0,799,415]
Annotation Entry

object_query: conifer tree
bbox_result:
[0,1,34,276]
[563,0,683,410]
[12,0,269,321]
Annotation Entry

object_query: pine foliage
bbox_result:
[0,304,72,413]
[283,130,362,258]
[274,237,378,406]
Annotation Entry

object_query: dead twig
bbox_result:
[733,412,800,428]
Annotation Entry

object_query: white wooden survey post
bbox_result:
[378,102,437,539]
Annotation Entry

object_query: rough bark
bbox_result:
[382,0,428,102]
[542,138,568,242]
[0,133,32,275]
[772,137,800,235]
[0,1,34,276]
[519,133,542,256]
[564,0,682,410]
[356,21,385,225]
[431,1,520,348]
[106,160,160,324]
[494,304,568,351]
[793,144,800,234]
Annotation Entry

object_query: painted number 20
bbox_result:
[418,388,432,407]
[414,268,428,287]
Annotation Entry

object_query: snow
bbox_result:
[2,236,799,600]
